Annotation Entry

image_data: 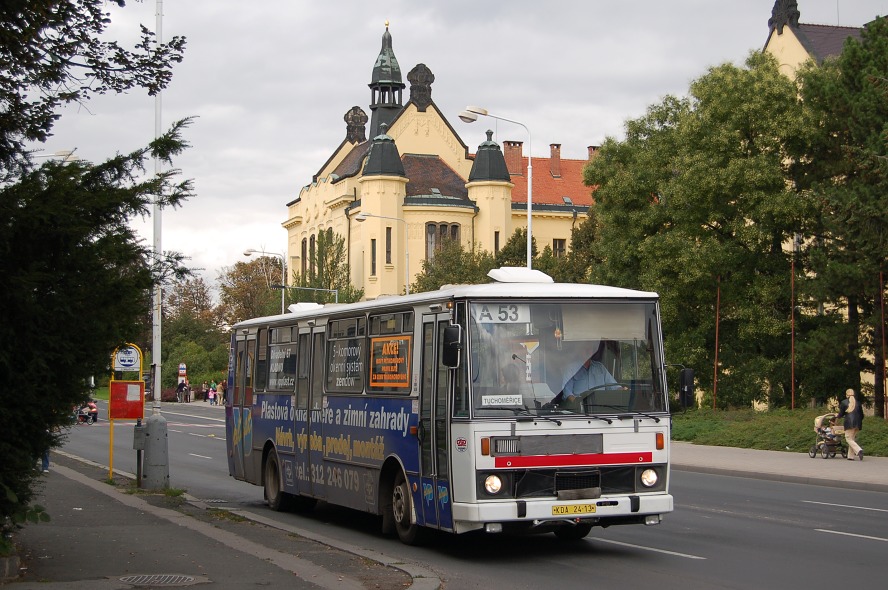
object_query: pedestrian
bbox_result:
[42,447,50,473]
[209,380,217,406]
[201,381,208,402]
[217,378,226,405]
[184,378,191,403]
[836,388,865,461]
[175,379,187,403]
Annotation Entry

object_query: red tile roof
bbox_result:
[507,155,595,207]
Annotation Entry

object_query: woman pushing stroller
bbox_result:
[836,388,864,461]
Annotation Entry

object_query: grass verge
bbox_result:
[672,408,887,457]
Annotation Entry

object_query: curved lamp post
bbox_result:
[458,105,533,269]
[244,248,286,314]
[355,212,409,295]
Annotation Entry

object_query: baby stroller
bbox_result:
[808,413,847,459]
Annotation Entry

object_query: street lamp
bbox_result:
[355,212,409,295]
[459,105,533,269]
[244,248,286,314]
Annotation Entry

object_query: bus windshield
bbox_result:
[467,301,666,418]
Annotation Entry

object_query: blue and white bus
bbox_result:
[225,267,675,544]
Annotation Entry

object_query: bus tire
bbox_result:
[264,451,293,512]
[554,523,593,541]
[391,471,425,545]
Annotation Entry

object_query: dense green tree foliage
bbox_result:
[0,0,187,540]
[585,53,811,408]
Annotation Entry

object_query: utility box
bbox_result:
[133,423,146,450]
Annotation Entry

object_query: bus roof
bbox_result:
[233,279,658,330]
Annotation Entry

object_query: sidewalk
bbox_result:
[6,454,435,589]
[672,441,888,493]
[4,443,885,588]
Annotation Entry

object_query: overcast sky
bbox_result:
[42,0,887,289]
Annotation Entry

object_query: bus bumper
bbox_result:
[451,493,673,534]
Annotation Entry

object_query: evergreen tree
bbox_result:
[797,17,888,416]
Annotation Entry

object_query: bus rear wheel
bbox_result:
[391,471,426,545]
[264,452,293,511]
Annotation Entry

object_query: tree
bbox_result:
[290,230,363,304]
[0,0,185,177]
[584,52,812,408]
[217,259,281,324]
[412,240,495,293]
[797,17,888,417]
[0,1,188,541]
[494,227,538,268]
[163,277,227,388]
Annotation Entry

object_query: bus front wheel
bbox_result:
[554,522,593,541]
[391,471,425,545]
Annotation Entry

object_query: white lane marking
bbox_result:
[160,410,225,423]
[803,501,888,514]
[815,529,888,543]
[188,432,224,440]
[592,537,706,560]
[188,453,213,460]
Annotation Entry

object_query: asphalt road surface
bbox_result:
[62,401,887,589]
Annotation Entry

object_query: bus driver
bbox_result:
[562,346,619,403]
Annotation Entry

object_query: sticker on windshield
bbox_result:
[481,394,523,406]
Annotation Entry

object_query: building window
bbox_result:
[301,238,307,274]
[425,223,460,260]
[385,226,392,264]
[553,239,566,258]
[309,235,316,276]
[371,239,377,276]
[494,231,500,253]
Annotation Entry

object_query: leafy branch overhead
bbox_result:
[0,0,187,175]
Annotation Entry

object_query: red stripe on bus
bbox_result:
[494,452,653,468]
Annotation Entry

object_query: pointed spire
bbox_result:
[368,22,406,138]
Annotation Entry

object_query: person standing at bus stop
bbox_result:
[836,388,864,461]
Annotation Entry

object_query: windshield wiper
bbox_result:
[617,410,662,423]
[481,406,562,426]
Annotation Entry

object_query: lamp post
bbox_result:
[244,249,286,314]
[355,212,409,295]
[459,105,533,269]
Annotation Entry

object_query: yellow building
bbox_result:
[282,25,595,300]
[763,0,862,77]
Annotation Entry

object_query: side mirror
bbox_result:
[679,367,695,409]
[442,324,462,368]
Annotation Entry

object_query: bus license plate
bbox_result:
[552,504,596,516]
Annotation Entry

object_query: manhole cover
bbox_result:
[119,574,197,586]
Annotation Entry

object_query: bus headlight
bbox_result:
[640,469,659,488]
[484,474,503,495]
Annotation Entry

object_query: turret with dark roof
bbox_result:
[469,130,511,183]
[363,123,405,177]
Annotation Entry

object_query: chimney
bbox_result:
[588,145,600,160]
[504,141,523,176]
[549,144,562,178]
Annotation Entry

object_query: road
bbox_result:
[62,401,887,590]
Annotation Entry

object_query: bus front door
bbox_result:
[294,325,326,498]
[418,314,454,531]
